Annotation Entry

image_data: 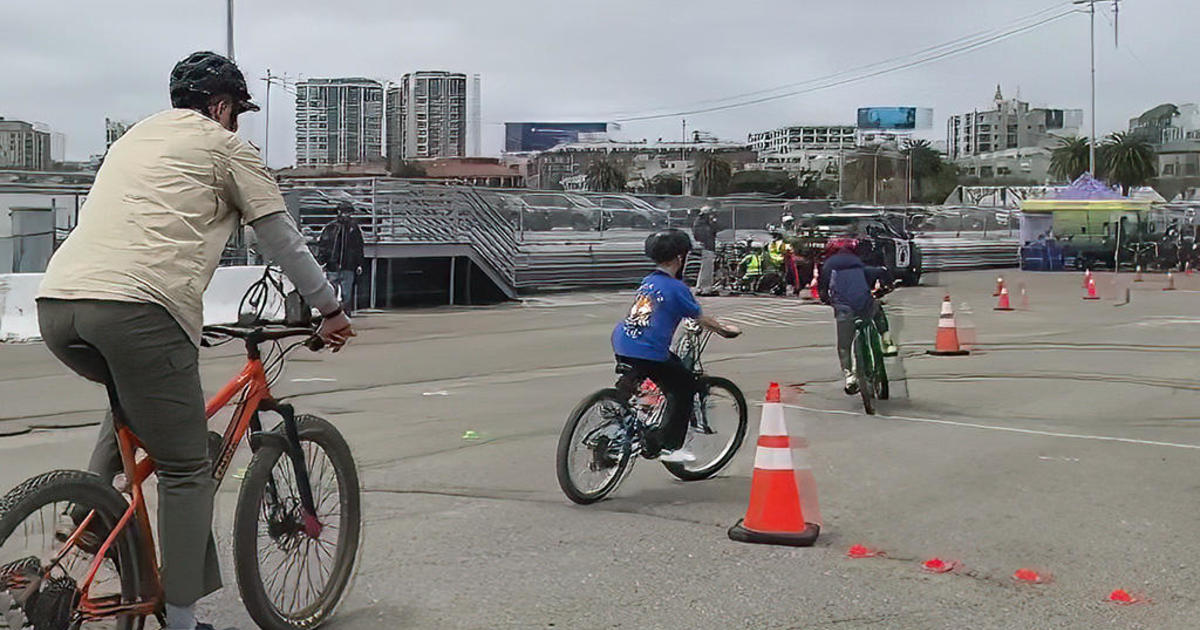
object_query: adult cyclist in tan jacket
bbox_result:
[37,51,353,630]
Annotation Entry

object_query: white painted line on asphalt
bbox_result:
[291,377,337,383]
[781,404,1200,451]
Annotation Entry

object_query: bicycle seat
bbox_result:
[62,343,112,386]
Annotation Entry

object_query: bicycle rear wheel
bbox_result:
[853,331,876,415]
[870,332,890,401]
[556,389,633,504]
[663,377,748,481]
[0,470,146,630]
[233,415,361,630]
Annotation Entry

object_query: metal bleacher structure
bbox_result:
[280,177,1022,306]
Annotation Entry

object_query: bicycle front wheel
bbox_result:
[663,377,748,481]
[556,389,633,504]
[233,415,361,630]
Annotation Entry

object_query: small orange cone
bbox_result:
[1019,283,1030,310]
[728,383,820,547]
[1186,262,1193,276]
[993,276,1005,296]
[1082,268,1093,288]
[922,557,957,573]
[994,286,1014,311]
[1109,589,1136,605]
[808,266,820,301]
[1013,568,1047,583]
[847,544,882,559]
[928,295,969,356]
[1083,277,1100,300]
[1164,271,1176,291]
[1134,265,1144,282]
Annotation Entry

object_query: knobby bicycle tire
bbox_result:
[663,376,748,482]
[233,415,361,630]
[0,470,147,630]
[854,330,876,415]
[870,328,890,401]
[556,389,633,505]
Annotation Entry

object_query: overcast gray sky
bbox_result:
[3,0,1190,166]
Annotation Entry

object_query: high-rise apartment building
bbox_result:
[946,86,1082,160]
[386,71,467,166]
[0,118,51,170]
[294,78,384,167]
[748,124,858,156]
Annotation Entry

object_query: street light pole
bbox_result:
[226,0,235,60]
[1088,0,1095,174]
[263,68,271,166]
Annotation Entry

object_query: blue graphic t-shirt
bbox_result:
[611,270,702,361]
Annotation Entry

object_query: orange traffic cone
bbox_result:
[1019,283,1030,310]
[993,276,1005,296]
[994,286,1014,311]
[1186,262,1193,276]
[1134,265,1144,282]
[808,266,820,301]
[1082,268,1093,289]
[928,295,969,356]
[1164,271,1176,291]
[1083,276,1100,300]
[728,383,820,547]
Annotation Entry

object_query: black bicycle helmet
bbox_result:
[645,229,693,263]
[170,51,259,112]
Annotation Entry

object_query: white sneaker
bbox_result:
[843,369,859,395]
[658,448,696,463]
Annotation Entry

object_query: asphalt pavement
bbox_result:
[1,270,1199,629]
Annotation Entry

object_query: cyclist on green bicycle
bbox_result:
[36,52,352,630]
[818,236,897,394]
[612,230,739,463]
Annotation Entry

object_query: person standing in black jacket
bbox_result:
[317,202,366,314]
[691,206,720,296]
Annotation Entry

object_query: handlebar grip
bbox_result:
[305,336,326,352]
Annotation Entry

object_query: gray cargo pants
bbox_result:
[37,299,221,606]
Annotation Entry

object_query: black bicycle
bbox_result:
[556,321,747,504]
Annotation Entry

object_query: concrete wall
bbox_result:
[0,265,286,342]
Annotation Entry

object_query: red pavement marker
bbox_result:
[846,544,882,559]
[1109,589,1137,605]
[921,557,957,573]
[1013,568,1047,583]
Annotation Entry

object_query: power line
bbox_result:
[613,9,1078,123]
[604,1,1076,120]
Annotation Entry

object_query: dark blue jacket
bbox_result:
[818,251,890,315]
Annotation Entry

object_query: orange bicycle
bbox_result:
[0,325,361,630]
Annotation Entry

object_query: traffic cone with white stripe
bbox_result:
[807,265,820,301]
[728,383,820,547]
[993,276,1005,297]
[928,295,970,356]
[1164,271,1177,291]
[994,286,1014,311]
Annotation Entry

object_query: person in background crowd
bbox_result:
[317,202,366,315]
[691,206,720,296]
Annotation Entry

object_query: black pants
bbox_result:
[38,299,222,606]
[616,353,696,451]
[834,301,889,372]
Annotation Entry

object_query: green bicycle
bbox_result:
[851,315,890,415]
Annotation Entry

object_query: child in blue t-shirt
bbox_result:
[612,229,740,463]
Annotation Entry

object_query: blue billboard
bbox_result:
[856,107,933,130]
[505,122,610,152]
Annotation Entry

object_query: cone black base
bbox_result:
[993,307,1014,311]
[728,520,820,547]
[1082,297,1101,300]
[928,349,970,356]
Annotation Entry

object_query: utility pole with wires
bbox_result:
[1073,0,1121,175]
[260,70,295,168]
[226,0,235,61]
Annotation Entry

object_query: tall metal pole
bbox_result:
[263,69,271,166]
[1089,1,1099,176]
[226,0,235,60]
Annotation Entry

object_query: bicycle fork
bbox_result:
[254,400,323,538]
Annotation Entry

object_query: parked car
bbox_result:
[518,192,602,231]
[587,194,669,230]
[793,211,924,285]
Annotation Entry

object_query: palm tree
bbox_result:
[692,153,732,196]
[585,158,627,192]
[1100,131,1157,196]
[1049,135,1091,183]
[902,139,947,202]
